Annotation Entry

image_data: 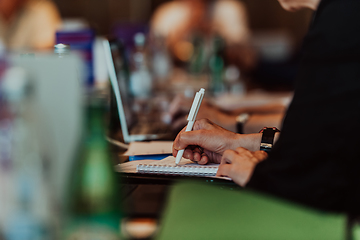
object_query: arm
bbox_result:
[168,95,285,133]
[172,118,280,164]
[31,0,62,50]
[217,147,268,187]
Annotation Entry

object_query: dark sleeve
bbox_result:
[247,0,360,214]
[247,96,360,213]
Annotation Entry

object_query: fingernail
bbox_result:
[173,141,179,149]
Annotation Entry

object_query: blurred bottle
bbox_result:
[54,44,71,58]
[209,35,225,95]
[129,33,152,99]
[224,65,246,96]
[0,42,11,239]
[56,29,95,88]
[0,66,55,240]
[188,34,205,75]
[65,96,121,239]
[151,36,171,83]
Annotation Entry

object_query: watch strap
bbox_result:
[259,127,280,152]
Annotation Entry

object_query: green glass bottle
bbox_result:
[65,96,122,240]
[189,34,205,75]
[209,36,225,95]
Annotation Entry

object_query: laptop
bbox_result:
[103,38,170,143]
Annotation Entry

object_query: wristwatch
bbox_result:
[259,127,280,153]
[236,113,249,134]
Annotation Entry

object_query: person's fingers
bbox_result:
[172,148,178,158]
[173,129,208,151]
[192,118,214,131]
[253,150,268,163]
[234,147,253,157]
[193,146,203,154]
[234,147,268,163]
[192,147,203,162]
[193,151,201,162]
[173,118,227,152]
[172,118,235,163]
[221,149,238,164]
[197,153,209,165]
[203,149,222,164]
[172,125,190,154]
[173,146,206,162]
[216,163,233,177]
[183,148,195,161]
[234,147,264,163]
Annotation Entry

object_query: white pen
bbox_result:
[175,88,205,166]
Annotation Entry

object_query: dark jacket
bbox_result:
[248,0,360,214]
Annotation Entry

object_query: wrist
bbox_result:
[232,133,262,152]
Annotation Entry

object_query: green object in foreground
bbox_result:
[64,99,122,239]
[156,182,346,240]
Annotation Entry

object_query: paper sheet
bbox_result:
[123,141,174,156]
[115,156,219,173]
[116,156,197,173]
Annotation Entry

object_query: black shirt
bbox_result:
[248,0,360,214]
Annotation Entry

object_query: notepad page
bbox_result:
[136,163,218,176]
[116,156,219,175]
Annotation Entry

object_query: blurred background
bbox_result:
[53,0,314,89]
[54,0,312,47]
[0,0,315,239]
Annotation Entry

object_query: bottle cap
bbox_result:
[54,43,71,55]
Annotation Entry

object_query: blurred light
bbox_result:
[174,41,193,62]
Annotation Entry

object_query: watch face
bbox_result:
[260,143,272,153]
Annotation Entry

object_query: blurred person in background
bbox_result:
[167,92,289,133]
[150,0,256,72]
[153,0,288,134]
[172,0,360,214]
[0,0,61,51]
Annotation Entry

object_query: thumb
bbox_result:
[173,129,207,151]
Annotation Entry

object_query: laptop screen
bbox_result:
[104,38,173,143]
[104,38,135,142]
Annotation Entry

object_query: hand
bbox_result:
[168,94,237,131]
[166,94,194,130]
[172,119,240,164]
[217,147,268,187]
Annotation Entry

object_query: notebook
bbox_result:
[103,39,170,143]
[116,156,227,179]
[137,164,217,177]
